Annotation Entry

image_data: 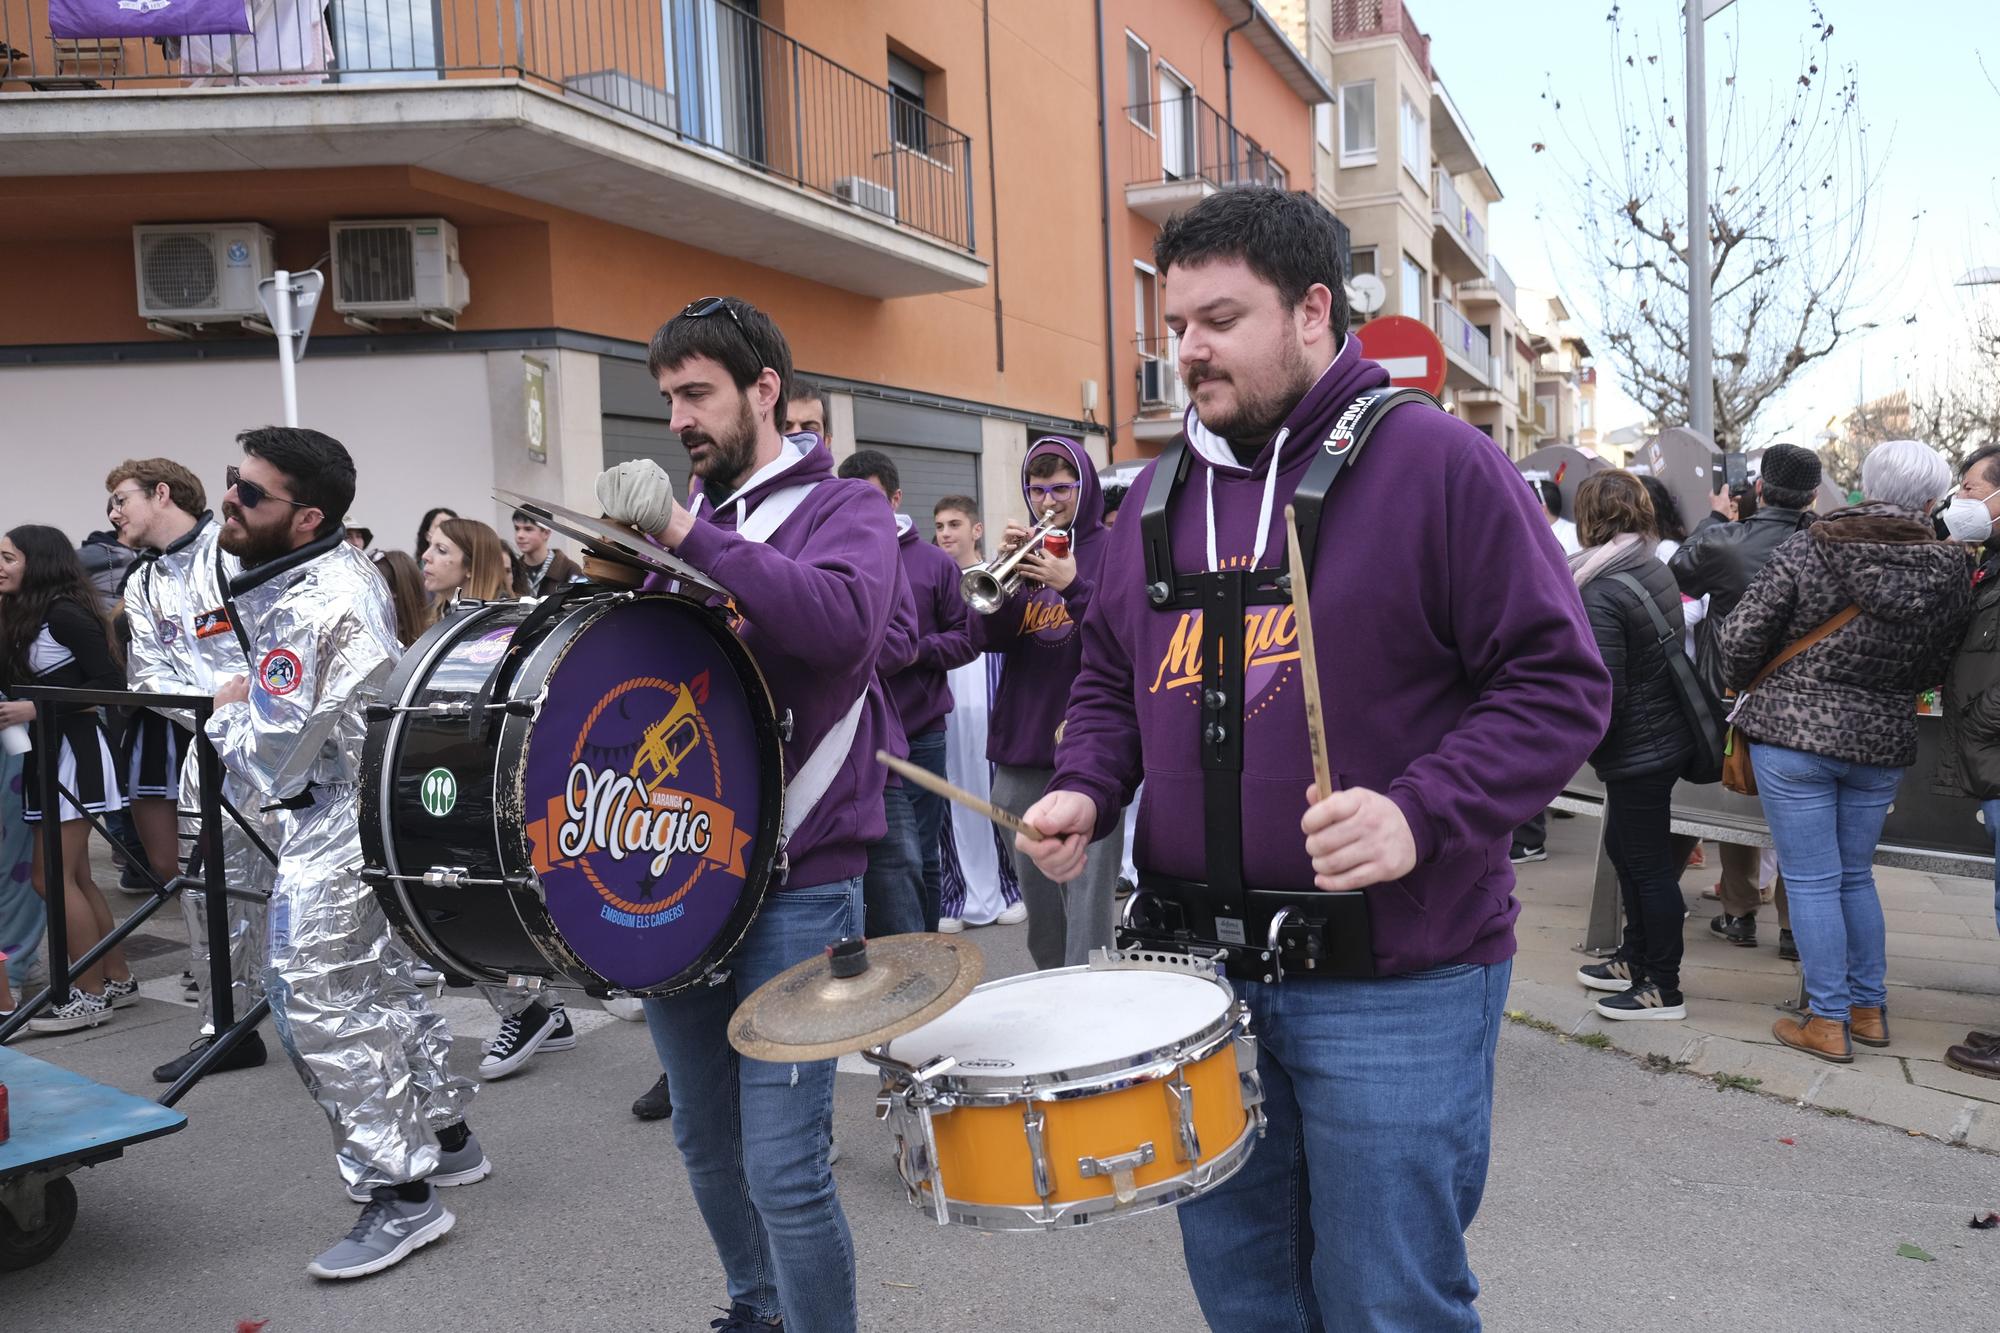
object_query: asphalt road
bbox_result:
[8,920,2000,1332]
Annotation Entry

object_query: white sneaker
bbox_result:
[412,964,446,988]
[828,1136,841,1166]
[996,902,1028,925]
[936,917,965,934]
[27,986,113,1033]
[601,995,647,1022]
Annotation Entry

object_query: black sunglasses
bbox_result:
[681,296,754,350]
[226,464,312,512]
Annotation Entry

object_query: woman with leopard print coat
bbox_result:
[1717,441,1972,1066]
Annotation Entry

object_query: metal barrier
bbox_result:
[0,685,272,1107]
[0,0,977,251]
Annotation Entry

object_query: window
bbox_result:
[1579,397,1595,431]
[1314,102,1333,154]
[1270,162,1287,192]
[1399,92,1426,180]
[1158,65,1196,180]
[1133,264,1159,346]
[1338,81,1376,165]
[1349,246,1378,278]
[888,52,929,152]
[1400,252,1424,318]
[1126,34,1152,130]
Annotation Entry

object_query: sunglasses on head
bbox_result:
[226,464,311,512]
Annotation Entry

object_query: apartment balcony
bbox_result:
[1458,254,1517,314]
[1124,92,1288,227]
[1434,298,1493,392]
[1430,168,1486,282]
[0,0,986,298]
[1330,0,1429,79]
[1133,335,1190,442]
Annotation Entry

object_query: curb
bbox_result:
[1505,977,2000,1153]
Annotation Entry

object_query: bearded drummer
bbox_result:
[593,296,902,1333]
[1018,189,1610,1329]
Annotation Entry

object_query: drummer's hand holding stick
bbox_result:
[1017,790,1097,884]
[596,459,696,548]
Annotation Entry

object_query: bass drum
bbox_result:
[360,590,785,996]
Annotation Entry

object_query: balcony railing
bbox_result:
[1125,94,1288,193]
[1135,335,1189,414]
[0,0,975,252]
[1432,168,1486,263]
[1330,0,1429,80]
[1434,298,1493,385]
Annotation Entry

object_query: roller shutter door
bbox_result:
[860,442,981,537]
[600,414,694,497]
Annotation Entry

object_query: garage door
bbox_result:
[852,397,983,535]
[860,442,981,537]
[601,414,695,497]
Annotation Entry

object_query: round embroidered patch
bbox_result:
[157,618,179,646]
[259,647,303,697]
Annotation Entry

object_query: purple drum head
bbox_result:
[522,598,771,991]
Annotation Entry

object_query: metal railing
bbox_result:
[1135,335,1188,413]
[1330,0,1429,80]
[1434,298,1492,385]
[0,0,976,251]
[1431,167,1486,263]
[1462,252,1517,312]
[1125,94,1288,193]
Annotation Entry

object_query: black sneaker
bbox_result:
[1778,929,1799,962]
[1596,981,1687,1021]
[709,1304,782,1330]
[478,1001,575,1080]
[153,1030,268,1083]
[1576,958,1639,993]
[632,1072,673,1121]
[1510,843,1549,865]
[1708,913,1757,947]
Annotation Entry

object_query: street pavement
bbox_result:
[7,887,2000,1332]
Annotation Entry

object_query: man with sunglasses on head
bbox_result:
[206,427,488,1280]
[593,296,901,1333]
[105,457,275,1084]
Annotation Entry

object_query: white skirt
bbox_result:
[23,726,126,824]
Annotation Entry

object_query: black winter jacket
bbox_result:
[1718,504,1973,768]
[1580,543,1699,781]
[1933,548,2000,799]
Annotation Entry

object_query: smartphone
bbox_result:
[1724,453,1750,493]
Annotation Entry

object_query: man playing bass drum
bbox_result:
[1018,189,1611,1330]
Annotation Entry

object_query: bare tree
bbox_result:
[1544,4,1876,450]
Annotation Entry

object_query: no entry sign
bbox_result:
[1356,315,1446,396]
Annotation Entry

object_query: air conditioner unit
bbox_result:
[833,176,896,220]
[329,218,470,327]
[1138,355,1175,409]
[133,223,276,324]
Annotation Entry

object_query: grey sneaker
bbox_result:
[347,1129,489,1201]
[308,1186,454,1279]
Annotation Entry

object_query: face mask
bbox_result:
[1940,496,1994,544]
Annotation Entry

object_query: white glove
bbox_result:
[595,460,676,535]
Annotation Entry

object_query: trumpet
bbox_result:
[960,509,1067,615]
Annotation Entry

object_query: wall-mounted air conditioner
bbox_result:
[133,223,276,324]
[330,218,470,328]
[834,176,896,220]
[1138,355,1176,409]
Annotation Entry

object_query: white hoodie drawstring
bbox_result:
[1203,427,1291,572]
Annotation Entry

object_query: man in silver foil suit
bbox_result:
[106,456,275,1083]
[206,426,488,1280]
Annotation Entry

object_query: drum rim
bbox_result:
[495,592,787,997]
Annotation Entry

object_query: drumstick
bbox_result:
[1284,505,1335,802]
[876,751,1037,839]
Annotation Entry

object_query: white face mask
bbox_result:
[1941,496,1994,543]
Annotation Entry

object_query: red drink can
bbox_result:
[1042,530,1071,559]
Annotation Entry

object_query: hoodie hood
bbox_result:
[1021,436,1105,538]
[1808,502,1966,622]
[687,432,835,530]
[895,512,917,545]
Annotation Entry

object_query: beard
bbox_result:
[685,396,761,498]
[1186,337,1316,449]
[217,502,295,568]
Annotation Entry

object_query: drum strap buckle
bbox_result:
[1077,1143,1157,1206]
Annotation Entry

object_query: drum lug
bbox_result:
[778,708,794,743]
[1023,1107,1055,1203]
[1077,1143,1156,1206]
[1166,1074,1201,1165]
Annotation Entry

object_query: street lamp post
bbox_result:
[1686,0,1738,442]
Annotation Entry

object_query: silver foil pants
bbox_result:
[177,749,272,1033]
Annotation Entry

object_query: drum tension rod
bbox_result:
[365,699,536,722]
[358,865,533,892]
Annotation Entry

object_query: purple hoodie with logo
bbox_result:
[889,513,976,738]
[658,434,902,889]
[969,437,1108,769]
[1049,339,1611,974]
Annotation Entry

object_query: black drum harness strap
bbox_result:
[1123,386,1435,983]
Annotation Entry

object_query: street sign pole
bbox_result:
[272,268,299,428]
[1687,0,1739,443]
[257,269,323,430]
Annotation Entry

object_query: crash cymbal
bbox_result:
[728,934,984,1062]
[492,488,730,599]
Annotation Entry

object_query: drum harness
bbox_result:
[1124,385,1435,985]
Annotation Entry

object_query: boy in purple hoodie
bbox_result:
[594,296,899,1333]
[970,437,1124,969]
[1019,191,1609,1329]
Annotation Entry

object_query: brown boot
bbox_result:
[1850,1005,1890,1048]
[1774,1013,1853,1064]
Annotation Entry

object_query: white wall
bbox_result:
[0,353,497,558]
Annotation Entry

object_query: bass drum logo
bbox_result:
[420,768,458,817]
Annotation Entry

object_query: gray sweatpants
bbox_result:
[991,764,1122,971]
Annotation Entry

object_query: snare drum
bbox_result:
[359,591,784,996]
[875,951,1263,1230]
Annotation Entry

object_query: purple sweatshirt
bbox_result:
[1050,340,1611,974]
[660,434,902,889]
[969,437,1107,768]
[889,513,976,737]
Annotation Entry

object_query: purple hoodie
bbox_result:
[658,434,902,889]
[969,437,1107,768]
[1049,339,1611,974]
[889,513,976,737]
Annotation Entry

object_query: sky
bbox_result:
[1422,0,2000,447]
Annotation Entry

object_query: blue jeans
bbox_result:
[641,878,863,1332]
[863,780,925,938]
[1980,799,2000,935]
[1177,959,1511,1331]
[1749,742,1902,1023]
[903,729,948,932]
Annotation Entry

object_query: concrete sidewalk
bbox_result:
[1509,809,2000,1148]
